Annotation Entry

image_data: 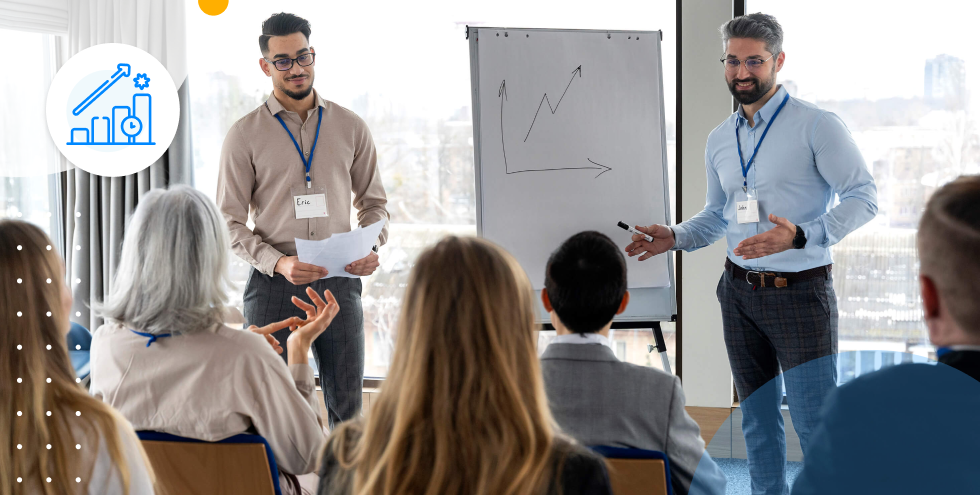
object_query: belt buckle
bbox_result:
[745,270,762,286]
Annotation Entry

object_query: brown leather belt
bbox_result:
[725,258,831,288]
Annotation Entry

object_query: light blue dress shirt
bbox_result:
[671,85,878,272]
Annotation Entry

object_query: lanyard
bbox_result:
[130,329,172,347]
[268,103,323,189]
[735,93,790,191]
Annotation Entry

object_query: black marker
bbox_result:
[617,221,653,242]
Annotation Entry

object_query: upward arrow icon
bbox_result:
[72,63,132,116]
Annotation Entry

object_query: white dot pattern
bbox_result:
[46,311,52,317]
[46,378,52,383]
[46,345,52,350]
[16,278,22,284]
[16,312,22,317]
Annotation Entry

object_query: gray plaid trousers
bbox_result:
[244,267,365,430]
[716,261,838,495]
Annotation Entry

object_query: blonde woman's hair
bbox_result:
[0,220,147,494]
[329,235,559,495]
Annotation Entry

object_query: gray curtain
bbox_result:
[61,0,191,329]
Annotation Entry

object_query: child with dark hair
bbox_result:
[541,231,726,495]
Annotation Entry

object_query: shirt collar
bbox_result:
[265,89,326,117]
[550,332,611,347]
[736,84,788,127]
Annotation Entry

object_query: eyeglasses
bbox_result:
[265,52,315,71]
[720,54,774,72]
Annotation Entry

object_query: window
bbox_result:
[0,29,63,245]
[750,1,976,382]
[186,0,677,377]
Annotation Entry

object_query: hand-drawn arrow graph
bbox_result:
[72,63,131,116]
[499,65,612,179]
[524,65,581,142]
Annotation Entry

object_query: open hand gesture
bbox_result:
[733,214,796,260]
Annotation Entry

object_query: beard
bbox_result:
[277,73,315,100]
[727,67,776,105]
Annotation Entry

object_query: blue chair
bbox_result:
[66,322,92,385]
[136,431,282,495]
[590,445,673,495]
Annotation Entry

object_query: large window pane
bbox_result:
[0,29,62,243]
[186,0,676,377]
[749,1,974,382]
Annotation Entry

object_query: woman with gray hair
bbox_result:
[89,185,338,494]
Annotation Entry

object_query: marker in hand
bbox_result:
[617,221,653,242]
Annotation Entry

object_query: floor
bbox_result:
[715,458,804,495]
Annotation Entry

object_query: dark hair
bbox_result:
[259,12,311,55]
[544,231,627,334]
[720,13,783,56]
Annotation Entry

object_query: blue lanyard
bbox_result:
[735,93,790,191]
[130,329,172,347]
[268,103,323,189]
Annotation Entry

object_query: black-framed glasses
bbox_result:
[720,54,774,72]
[266,52,315,71]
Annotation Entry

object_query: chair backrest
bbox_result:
[590,446,673,495]
[136,431,282,495]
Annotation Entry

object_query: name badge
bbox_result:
[736,187,759,224]
[294,193,327,219]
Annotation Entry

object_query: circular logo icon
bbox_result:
[45,43,180,177]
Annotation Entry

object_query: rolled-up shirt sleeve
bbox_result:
[671,148,729,251]
[216,121,285,276]
[798,112,878,248]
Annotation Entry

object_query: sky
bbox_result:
[184,0,677,121]
[752,0,979,106]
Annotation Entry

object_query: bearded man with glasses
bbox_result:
[217,12,389,429]
[624,13,878,495]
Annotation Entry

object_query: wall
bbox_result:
[679,0,735,407]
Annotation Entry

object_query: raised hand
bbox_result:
[247,316,302,354]
[625,224,676,261]
[287,287,341,348]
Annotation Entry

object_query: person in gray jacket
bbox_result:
[540,231,727,495]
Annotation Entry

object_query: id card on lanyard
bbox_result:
[269,103,329,219]
[735,93,789,224]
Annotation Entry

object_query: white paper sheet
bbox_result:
[295,219,386,279]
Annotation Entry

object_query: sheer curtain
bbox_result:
[0,0,193,328]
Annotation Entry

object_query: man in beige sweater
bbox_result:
[217,12,389,429]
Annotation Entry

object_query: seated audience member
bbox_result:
[539,231,727,495]
[89,186,336,494]
[317,236,612,495]
[791,176,980,495]
[1,219,155,494]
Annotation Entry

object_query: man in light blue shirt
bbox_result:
[625,13,877,495]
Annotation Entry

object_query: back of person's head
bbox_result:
[97,185,233,336]
[545,231,628,333]
[917,175,980,337]
[329,236,557,495]
[259,12,311,55]
[0,220,142,494]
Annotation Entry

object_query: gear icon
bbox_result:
[133,73,150,90]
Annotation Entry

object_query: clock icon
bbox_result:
[121,116,143,137]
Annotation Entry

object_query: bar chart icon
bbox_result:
[68,93,154,146]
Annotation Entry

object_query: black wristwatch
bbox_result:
[371,245,379,253]
[792,225,807,249]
